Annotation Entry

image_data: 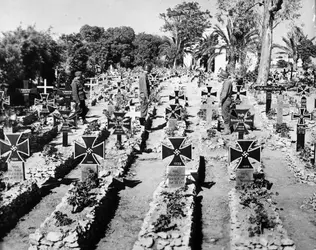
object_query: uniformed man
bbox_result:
[71,71,88,124]
[138,65,151,125]
[220,71,233,135]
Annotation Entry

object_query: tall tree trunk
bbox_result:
[256,0,283,86]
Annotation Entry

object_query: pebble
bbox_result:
[140,237,154,248]
[46,232,63,242]
[281,238,295,246]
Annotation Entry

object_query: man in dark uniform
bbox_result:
[71,71,88,124]
[138,65,151,125]
[220,71,233,135]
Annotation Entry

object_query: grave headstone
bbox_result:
[232,85,246,105]
[108,112,131,146]
[74,136,104,182]
[169,90,185,105]
[297,85,310,109]
[0,133,30,183]
[20,80,31,106]
[230,109,254,139]
[229,140,261,187]
[292,108,312,151]
[165,104,181,130]
[254,84,286,113]
[162,137,192,188]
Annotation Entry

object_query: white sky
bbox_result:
[0,0,314,43]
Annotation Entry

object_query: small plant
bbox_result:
[54,211,74,227]
[197,109,206,120]
[91,99,97,106]
[67,172,98,213]
[266,108,276,120]
[206,128,217,138]
[275,123,291,138]
[299,147,313,162]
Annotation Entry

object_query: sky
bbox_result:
[0,0,314,44]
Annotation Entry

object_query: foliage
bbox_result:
[54,211,74,227]
[0,26,61,95]
[275,123,291,138]
[133,33,164,66]
[43,144,63,164]
[276,59,289,68]
[68,175,98,213]
[159,2,212,67]
[298,147,313,162]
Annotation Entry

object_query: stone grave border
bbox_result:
[0,99,107,235]
[29,105,156,250]
[249,88,316,184]
[227,89,296,249]
[132,105,202,250]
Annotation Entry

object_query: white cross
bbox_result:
[37,79,53,94]
[126,106,140,122]
[85,78,98,101]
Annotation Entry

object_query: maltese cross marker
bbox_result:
[162,137,192,166]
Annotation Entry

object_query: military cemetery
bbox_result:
[0,0,316,250]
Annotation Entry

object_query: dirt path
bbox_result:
[263,148,316,250]
[0,105,105,250]
[199,148,232,250]
[0,166,82,250]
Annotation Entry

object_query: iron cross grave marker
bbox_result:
[232,85,246,105]
[230,109,254,139]
[162,137,192,166]
[292,108,312,151]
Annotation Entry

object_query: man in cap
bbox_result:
[138,64,151,125]
[71,71,88,124]
[219,70,233,135]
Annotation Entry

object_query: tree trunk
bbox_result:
[256,0,283,86]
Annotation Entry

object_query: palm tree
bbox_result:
[273,26,306,72]
[211,19,259,72]
[192,34,220,72]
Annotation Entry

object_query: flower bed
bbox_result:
[0,123,110,236]
[28,106,156,250]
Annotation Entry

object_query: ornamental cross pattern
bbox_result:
[112,82,126,94]
[292,108,312,125]
[169,90,185,105]
[162,137,192,166]
[0,133,30,162]
[34,93,55,113]
[166,104,181,120]
[229,140,261,169]
[232,85,246,103]
[60,110,76,132]
[201,86,217,99]
[230,109,254,133]
[298,85,310,96]
[108,112,131,135]
[74,136,104,165]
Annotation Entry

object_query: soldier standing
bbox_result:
[71,71,88,124]
[220,71,233,135]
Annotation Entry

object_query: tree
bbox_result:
[192,34,220,71]
[273,26,305,72]
[0,26,61,88]
[256,0,302,85]
[133,33,164,66]
[212,19,258,72]
[159,35,180,68]
[160,1,212,67]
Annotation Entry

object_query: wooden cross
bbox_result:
[297,85,310,109]
[34,93,55,115]
[112,82,126,94]
[292,108,312,151]
[254,84,286,113]
[85,78,98,103]
[169,90,185,105]
[201,86,217,102]
[60,110,76,146]
[126,105,141,122]
[230,109,254,139]
[108,112,131,146]
[162,137,192,166]
[232,85,246,105]
[74,136,104,181]
[229,140,261,187]
[37,79,53,94]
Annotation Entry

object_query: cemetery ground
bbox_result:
[0,73,316,250]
